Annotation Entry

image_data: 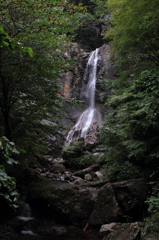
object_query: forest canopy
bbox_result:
[105,0,159,74]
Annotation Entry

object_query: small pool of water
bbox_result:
[17,229,101,240]
[17,237,101,240]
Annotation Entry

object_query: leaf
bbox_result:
[27,47,34,57]
[6,157,18,165]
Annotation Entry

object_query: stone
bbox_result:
[98,44,115,80]
[51,163,66,173]
[27,174,96,225]
[93,152,100,156]
[113,179,149,220]
[83,164,100,173]
[89,179,149,225]
[73,177,84,185]
[99,222,118,237]
[84,173,92,181]
[73,170,85,178]
[73,164,100,179]
[90,183,123,225]
[101,222,140,240]
[55,158,65,164]
[46,173,54,178]
[62,139,85,162]
[40,173,47,177]
[51,226,67,235]
[95,171,104,180]
[35,168,42,173]
[41,168,47,173]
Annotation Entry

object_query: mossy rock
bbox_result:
[62,139,85,160]
[64,154,94,170]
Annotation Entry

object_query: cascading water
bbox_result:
[17,201,34,222]
[65,48,100,146]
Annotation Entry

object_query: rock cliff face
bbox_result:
[59,43,88,100]
[59,42,114,147]
[60,43,113,105]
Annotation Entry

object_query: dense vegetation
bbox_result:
[98,0,159,176]
[0,0,85,152]
[0,0,85,211]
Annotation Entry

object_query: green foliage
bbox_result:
[0,0,84,153]
[0,165,19,209]
[103,160,141,182]
[70,0,95,13]
[0,136,20,165]
[0,25,8,47]
[78,12,98,24]
[62,139,85,159]
[94,153,106,165]
[0,137,20,209]
[67,151,94,169]
[62,140,94,169]
[70,0,107,50]
[74,12,100,50]
[98,76,131,103]
[100,70,159,179]
[144,184,159,237]
[91,0,108,19]
[105,0,159,76]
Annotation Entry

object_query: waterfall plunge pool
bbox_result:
[17,228,101,240]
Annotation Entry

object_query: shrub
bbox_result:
[67,151,95,169]
[62,139,85,160]
[144,183,159,237]
[103,160,141,182]
[0,136,20,209]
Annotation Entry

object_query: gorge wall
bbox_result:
[59,43,115,147]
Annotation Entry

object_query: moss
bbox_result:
[62,139,85,160]
[63,140,95,169]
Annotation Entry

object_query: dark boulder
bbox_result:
[90,183,123,225]
[100,222,140,240]
[113,179,149,220]
[90,179,149,225]
[26,172,96,225]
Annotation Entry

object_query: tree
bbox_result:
[100,70,159,180]
[70,0,95,13]
[0,0,84,152]
[105,0,159,76]
[91,0,108,19]
[0,136,20,210]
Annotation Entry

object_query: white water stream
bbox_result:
[65,49,100,146]
[17,201,34,222]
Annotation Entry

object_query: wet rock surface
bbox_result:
[27,180,95,225]
[59,43,114,148]
[90,183,123,225]
[100,222,140,240]
[23,154,149,229]
[0,152,152,240]
[113,179,149,220]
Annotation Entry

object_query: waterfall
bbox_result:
[17,201,34,221]
[65,48,100,146]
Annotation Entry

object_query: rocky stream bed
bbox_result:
[1,150,158,240]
